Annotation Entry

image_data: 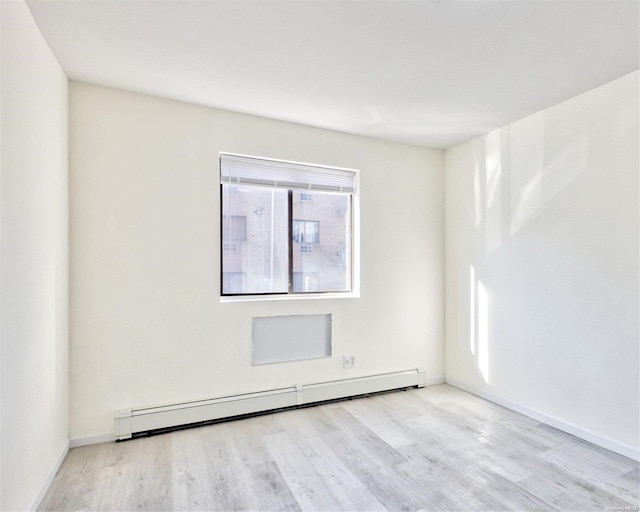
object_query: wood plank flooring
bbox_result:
[39,384,639,511]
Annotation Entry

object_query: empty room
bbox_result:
[1,0,639,510]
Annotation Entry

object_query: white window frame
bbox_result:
[220,152,360,302]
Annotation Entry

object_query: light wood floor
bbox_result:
[40,384,639,511]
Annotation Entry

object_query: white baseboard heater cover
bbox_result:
[115,368,426,440]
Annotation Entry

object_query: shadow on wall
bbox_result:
[464,88,638,383]
[473,109,592,255]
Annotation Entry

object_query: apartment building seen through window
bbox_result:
[220,153,357,296]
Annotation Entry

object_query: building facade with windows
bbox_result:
[222,186,351,294]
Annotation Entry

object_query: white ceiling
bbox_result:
[26,0,639,149]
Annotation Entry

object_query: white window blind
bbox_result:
[220,153,356,193]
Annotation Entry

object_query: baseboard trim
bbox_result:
[116,369,426,440]
[445,377,640,462]
[69,431,115,448]
[28,440,69,511]
[69,376,445,448]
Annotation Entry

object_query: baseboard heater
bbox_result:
[115,368,425,440]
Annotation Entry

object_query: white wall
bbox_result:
[1,1,69,509]
[69,82,444,439]
[445,72,639,458]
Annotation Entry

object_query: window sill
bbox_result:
[220,291,360,303]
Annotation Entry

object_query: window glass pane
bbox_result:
[222,184,289,294]
[292,220,303,243]
[293,272,320,292]
[293,220,319,244]
[305,221,319,244]
[222,272,244,293]
[292,192,351,293]
[222,215,246,241]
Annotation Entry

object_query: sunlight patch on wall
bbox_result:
[509,112,544,235]
[510,171,542,234]
[474,162,483,227]
[485,130,502,255]
[470,265,476,356]
[541,133,589,203]
[613,94,639,140]
[478,281,489,383]
[509,110,589,236]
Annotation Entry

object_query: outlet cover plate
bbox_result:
[343,354,356,368]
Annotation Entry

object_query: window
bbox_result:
[220,153,356,296]
[293,220,319,244]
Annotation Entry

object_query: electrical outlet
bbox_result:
[343,354,356,369]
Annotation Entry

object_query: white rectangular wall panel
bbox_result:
[253,314,331,365]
